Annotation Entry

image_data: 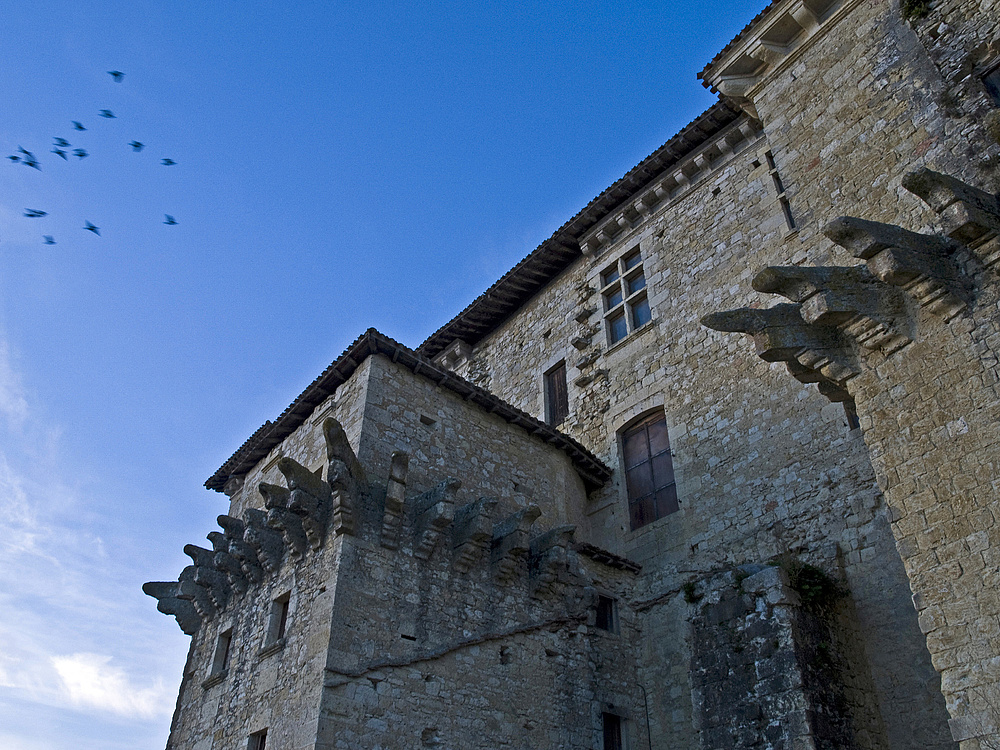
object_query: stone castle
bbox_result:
[144,0,1000,747]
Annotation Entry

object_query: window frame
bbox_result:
[620,411,678,531]
[211,628,233,676]
[544,361,569,427]
[600,247,651,346]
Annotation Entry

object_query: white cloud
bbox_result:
[51,653,173,719]
[0,339,28,430]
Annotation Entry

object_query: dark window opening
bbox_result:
[602,713,623,750]
[212,629,233,675]
[545,362,569,427]
[844,400,860,431]
[623,412,678,530]
[984,64,1000,105]
[596,595,617,632]
[248,729,267,750]
[266,593,290,645]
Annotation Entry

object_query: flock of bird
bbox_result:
[8,70,179,245]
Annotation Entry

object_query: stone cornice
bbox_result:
[699,0,862,117]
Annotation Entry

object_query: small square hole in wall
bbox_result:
[751,158,761,169]
[711,186,721,197]
[419,414,437,427]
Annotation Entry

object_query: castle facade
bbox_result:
[146,1,1000,747]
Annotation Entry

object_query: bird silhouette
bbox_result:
[24,209,47,218]
[84,221,100,235]
[7,155,20,163]
[72,121,86,131]
[43,236,56,245]
[108,70,124,82]
[73,148,89,159]
[52,148,68,160]
[99,109,116,118]
[17,146,34,158]
[161,158,176,166]
[23,159,41,170]
[164,214,178,225]
[129,141,144,152]
[53,137,71,148]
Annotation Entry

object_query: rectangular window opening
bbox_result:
[623,412,678,531]
[544,362,569,427]
[596,595,617,632]
[266,593,290,645]
[602,713,623,750]
[602,246,653,346]
[248,728,268,750]
[984,63,1000,105]
[212,629,233,675]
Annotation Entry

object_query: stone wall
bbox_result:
[441,23,949,747]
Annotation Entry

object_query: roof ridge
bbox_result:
[206,328,612,493]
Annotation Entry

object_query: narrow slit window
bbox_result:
[211,629,233,675]
[266,592,290,645]
[544,362,569,427]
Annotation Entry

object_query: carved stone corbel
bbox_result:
[142,581,201,635]
[491,504,542,584]
[259,482,309,558]
[702,304,859,388]
[207,531,249,593]
[823,216,970,319]
[451,497,497,573]
[381,451,409,550]
[903,167,1000,255]
[183,544,232,611]
[242,508,284,574]
[529,525,576,599]
[217,515,265,582]
[411,478,460,560]
[176,565,219,619]
[323,418,367,536]
[752,265,911,352]
[279,457,332,550]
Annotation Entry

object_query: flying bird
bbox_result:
[84,221,100,235]
[129,141,144,152]
[164,214,178,225]
[108,70,124,82]
[161,158,176,166]
[52,148,68,160]
[23,159,41,170]
[73,148,89,159]
[43,236,56,245]
[53,137,71,148]
[24,209,47,218]
[72,121,86,131]
[17,146,34,158]
[99,109,116,118]
[7,155,19,163]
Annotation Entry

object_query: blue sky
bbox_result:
[0,1,767,747]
